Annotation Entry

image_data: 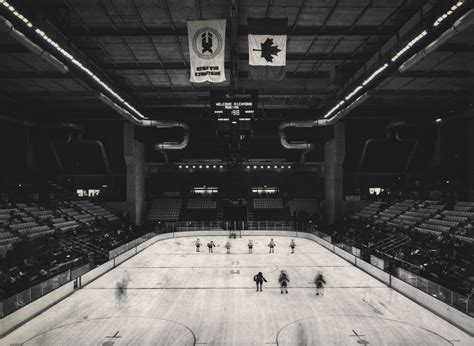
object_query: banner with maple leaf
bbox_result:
[248,18,287,80]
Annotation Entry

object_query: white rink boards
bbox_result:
[2,236,472,345]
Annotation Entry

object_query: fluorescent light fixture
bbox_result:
[344,86,363,101]
[435,118,443,123]
[391,30,427,61]
[1,1,147,120]
[323,100,345,118]
[434,1,464,27]
[362,63,388,86]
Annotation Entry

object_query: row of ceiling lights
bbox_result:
[179,165,224,169]
[322,0,466,120]
[0,0,465,122]
[247,165,292,169]
[0,0,147,121]
[177,164,292,170]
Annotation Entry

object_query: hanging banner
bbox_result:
[248,17,287,80]
[187,19,226,83]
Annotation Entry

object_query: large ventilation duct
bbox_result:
[279,93,369,160]
[48,122,112,174]
[0,16,69,74]
[399,9,474,73]
[98,93,189,163]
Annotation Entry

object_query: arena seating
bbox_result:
[0,197,140,300]
[187,198,217,209]
[335,197,474,295]
[147,199,182,221]
[288,198,318,215]
[253,197,283,209]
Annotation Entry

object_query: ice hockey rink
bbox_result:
[2,236,472,345]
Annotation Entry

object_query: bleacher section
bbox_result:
[187,199,217,209]
[0,198,138,300]
[337,198,474,296]
[253,198,283,209]
[288,198,318,216]
[147,199,182,221]
[350,199,474,242]
[252,197,286,221]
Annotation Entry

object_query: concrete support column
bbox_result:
[124,123,145,225]
[325,122,345,225]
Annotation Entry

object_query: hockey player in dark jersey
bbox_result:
[207,241,216,253]
[278,270,290,294]
[314,271,327,296]
[253,272,267,292]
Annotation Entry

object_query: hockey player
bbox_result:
[195,238,202,252]
[207,240,216,253]
[314,271,326,296]
[268,239,276,253]
[225,240,232,254]
[248,240,254,253]
[289,239,296,253]
[278,270,290,294]
[253,272,267,292]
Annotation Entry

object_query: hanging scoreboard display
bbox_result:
[211,90,258,132]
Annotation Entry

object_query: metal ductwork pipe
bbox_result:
[279,93,369,157]
[0,16,69,74]
[399,9,474,73]
[47,122,112,174]
[98,93,189,162]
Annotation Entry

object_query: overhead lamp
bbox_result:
[434,1,464,27]
[344,86,363,101]
[362,63,388,86]
[1,1,146,120]
[391,30,427,62]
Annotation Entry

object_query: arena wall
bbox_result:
[2,230,472,337]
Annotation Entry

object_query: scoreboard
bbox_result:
[211,90,257,132]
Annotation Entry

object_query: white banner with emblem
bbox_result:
[187,19,226,83]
